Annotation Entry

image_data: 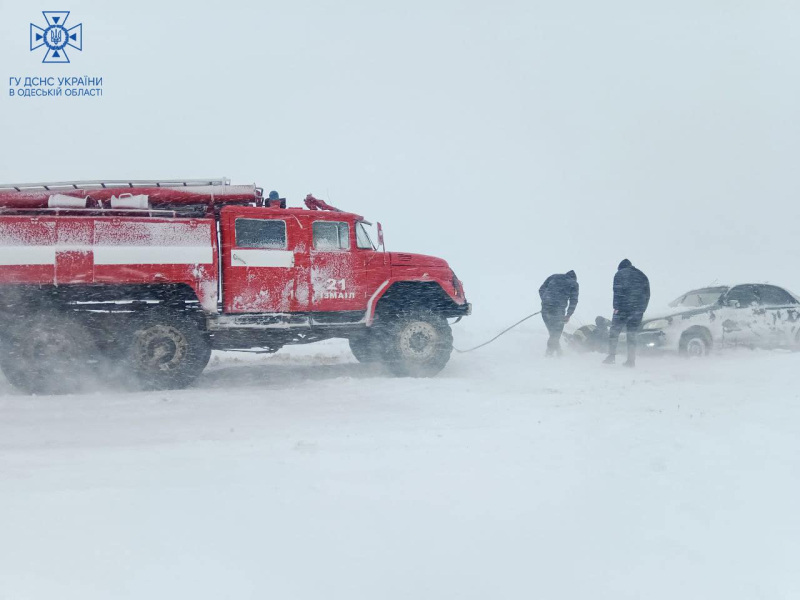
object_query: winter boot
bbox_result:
[602,355,615,365]
[624,344,636,368]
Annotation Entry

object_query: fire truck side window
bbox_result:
[235,218,287,249]
[313,221,350,251]
[355,222,374,249]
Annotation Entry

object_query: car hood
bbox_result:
[390,252,449,268]
[643,304,721,323]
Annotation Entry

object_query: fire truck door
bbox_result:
[222,212,308,313]
[309,219,367,313]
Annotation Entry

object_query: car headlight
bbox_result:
[643,319,669,331]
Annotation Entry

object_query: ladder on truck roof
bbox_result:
[0,178,231,192]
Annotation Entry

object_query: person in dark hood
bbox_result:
[539,270,579,356]
[603,259,650,367]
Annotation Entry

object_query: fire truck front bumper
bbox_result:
[450,301,472,320]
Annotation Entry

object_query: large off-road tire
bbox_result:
[382,312,453,377]
[0,313,97,394]
[127,310,211,390]
[679,327,712,358]
[348,332,384,363]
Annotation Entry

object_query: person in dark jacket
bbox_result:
[603,259,650,367]
[266,190,287,208]
[539,270,579,356]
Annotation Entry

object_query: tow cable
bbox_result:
[452,311,542,354]
[232,311,545,356]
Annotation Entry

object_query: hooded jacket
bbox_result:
[613,259,650,313]
[539,270,579,317]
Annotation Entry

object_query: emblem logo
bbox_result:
[30,11,83,63]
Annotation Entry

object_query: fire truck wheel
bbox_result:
[348,333,383,363]
[0,313,97,395]
[384,312,453,377]
[127,311,212,390]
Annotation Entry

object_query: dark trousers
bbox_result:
[608,311,644,359]
[542,308,566,354]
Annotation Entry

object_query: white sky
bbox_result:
[1,0,798,326]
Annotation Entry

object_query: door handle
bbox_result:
[232,253,247,265]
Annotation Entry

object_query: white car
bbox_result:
[640,284,800,356]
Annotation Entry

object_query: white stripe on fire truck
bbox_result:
[230,249,294,268]
[0,246,56,265]
[0,245,213,266]
[93,246,213,265]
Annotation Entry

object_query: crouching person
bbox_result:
[539,270,579,356]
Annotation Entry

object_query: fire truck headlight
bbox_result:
[451,271,462,296]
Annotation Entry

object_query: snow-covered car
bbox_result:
[639,284,800,356]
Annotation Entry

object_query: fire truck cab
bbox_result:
[0,179,470,393]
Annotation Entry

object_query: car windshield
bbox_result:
[669,286,729,308]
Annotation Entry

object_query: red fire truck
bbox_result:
[0,179,470,393]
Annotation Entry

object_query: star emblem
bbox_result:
[30,11,83,64]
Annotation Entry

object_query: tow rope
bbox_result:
[231,310,545,357]
[452,311,542,354]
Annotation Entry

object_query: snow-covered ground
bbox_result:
[1,323,799,599]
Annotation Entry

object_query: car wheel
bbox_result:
[679,328,712,358]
